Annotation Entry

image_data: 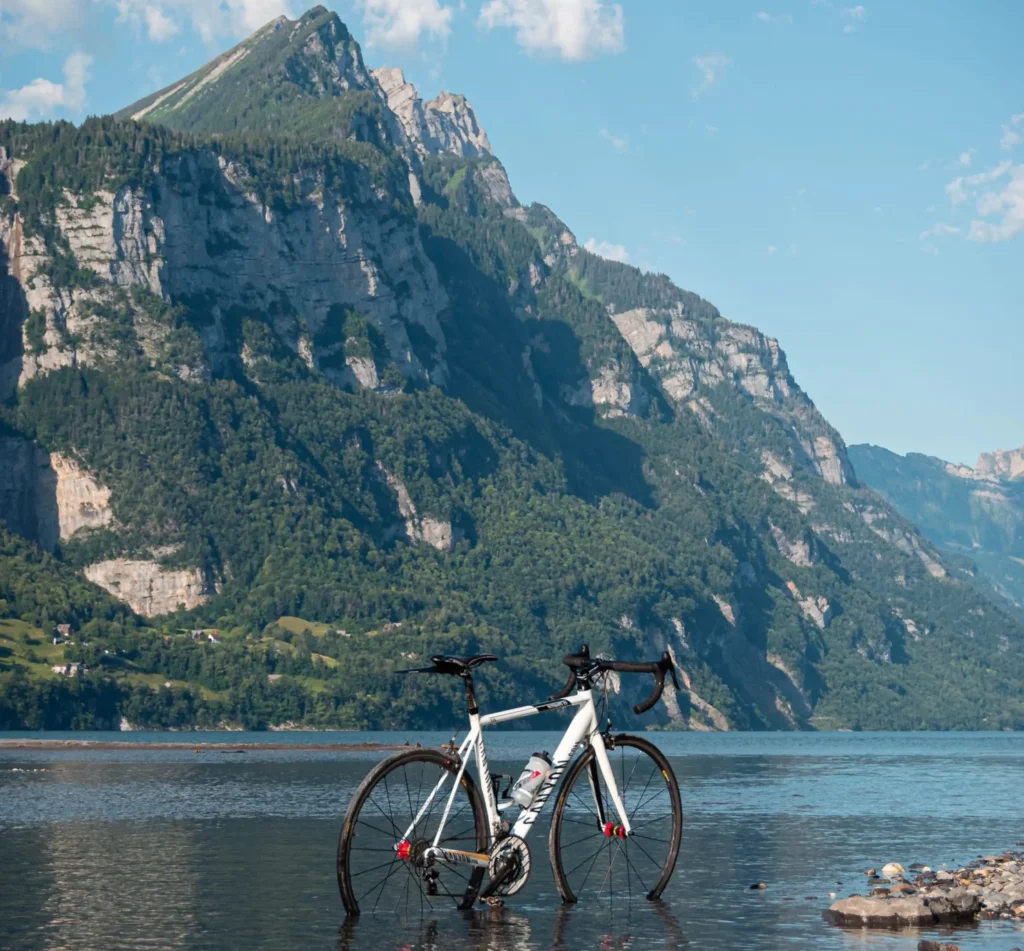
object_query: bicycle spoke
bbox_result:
[575,841,607,895]
[563,840,609,879]
[622,842,651,894]
[627,768,657,823]
[627,834,665,870]
[348,858,402,878]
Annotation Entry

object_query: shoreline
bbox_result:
[0,739,420,752]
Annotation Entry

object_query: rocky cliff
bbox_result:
[1,6,1022,731]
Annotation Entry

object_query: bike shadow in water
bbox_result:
[336,901,689,950]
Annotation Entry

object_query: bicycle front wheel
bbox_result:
[337,748,488,916]
[548,734,682,903]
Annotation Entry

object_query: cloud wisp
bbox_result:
[479,0,625,61]
[599,127,628,152]
[0,52,93,122]
[691,53,732,98]
[1001,113,1024,151]
[584,237,630,262]
[840,4,865,33]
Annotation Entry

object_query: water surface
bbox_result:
[2,731,1023,950]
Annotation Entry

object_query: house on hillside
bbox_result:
[51,663,86,677]
[56,623,72,638]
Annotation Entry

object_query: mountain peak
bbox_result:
[117,6,373,135]
[372,67,492,159]
[976,446,1024,482]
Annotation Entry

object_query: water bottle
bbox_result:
[510,751,552,807]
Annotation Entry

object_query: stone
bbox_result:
[917,942,962,951]
[882,862,906,877]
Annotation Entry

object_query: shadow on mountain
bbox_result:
[0,212,26,404]
[0,226,61,552]
[422,231,653,509]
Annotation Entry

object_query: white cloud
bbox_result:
[946,163,1011,206]
[584,237,629,262]
[967,163,1024,243]
[919,222,959,241]
[0,52,93,121]
[358,0,453,50]
[599,127,628,152]
[767,245,777,254]
[958,149,974,167]
[144,5,179,40]
[691,53,731,98]
[840,4,864,31]
[1001,113,1024,151]
[479,0,625,61]
[755,11,793,24]
[0,0,86,48]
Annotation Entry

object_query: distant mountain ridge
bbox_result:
[1,6,1022,731]
[849,443,1024,609]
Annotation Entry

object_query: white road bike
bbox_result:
[337,645,684,915]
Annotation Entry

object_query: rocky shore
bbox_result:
[825,850,1024,929]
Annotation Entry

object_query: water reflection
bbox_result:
[335,903,689,951]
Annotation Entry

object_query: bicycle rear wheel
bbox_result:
[337,748,488,916]
[548,734,682,903]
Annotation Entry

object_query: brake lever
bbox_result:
[661,651,681,691]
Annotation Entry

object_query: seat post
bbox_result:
[462,673,479,716]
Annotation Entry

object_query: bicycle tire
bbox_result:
[337,748,488,915]
[548,734,682,903]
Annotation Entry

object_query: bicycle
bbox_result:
[336,644,684,915]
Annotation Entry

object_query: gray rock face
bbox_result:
[2,153,449,392]
[607,305,855,487]
[372,67,493,159]
[975,446,1024,482]
[376,463,454,552]
[84,559,209,616]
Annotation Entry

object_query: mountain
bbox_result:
[849,443,1024,609]
[1,7,1022,731]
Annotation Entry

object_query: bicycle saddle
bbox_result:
[399,654,499,676]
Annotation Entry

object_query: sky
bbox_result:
[1,0,1022,466]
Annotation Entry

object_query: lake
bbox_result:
[1,731,1023,950]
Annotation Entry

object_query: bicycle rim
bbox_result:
[337,749,487,915]
[549,734,682,904]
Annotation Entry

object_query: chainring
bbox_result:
[487,834,531,896]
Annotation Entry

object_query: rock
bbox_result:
[882,862,906,877]
[84,559,208,616]
[824,889,981,927]
[917,942,962,951]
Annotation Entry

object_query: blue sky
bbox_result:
[1,0,1021,465]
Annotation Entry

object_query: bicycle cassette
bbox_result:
[487,835,531,896]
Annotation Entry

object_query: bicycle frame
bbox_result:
[398,687,633,869]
